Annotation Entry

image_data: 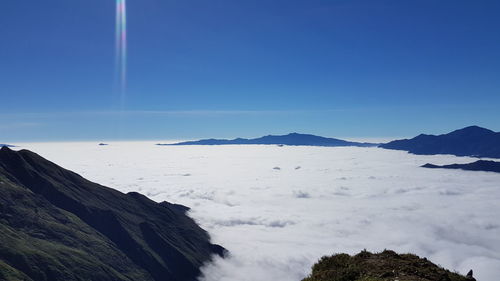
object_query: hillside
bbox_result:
[302,250,474,281]
[0,146,225,281]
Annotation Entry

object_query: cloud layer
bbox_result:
[14,142,500,281]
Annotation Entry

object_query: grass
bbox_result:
[0,147,224,281]
[302,250,471,281]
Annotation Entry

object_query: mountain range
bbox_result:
[422,160,500,173]
[160,133,377,147]
[0,146,225,281]
[380,126,500,158]
[161,126,500,159]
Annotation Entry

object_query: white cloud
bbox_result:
[12,142,500,281]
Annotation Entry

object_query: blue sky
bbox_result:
[1,0,499,141]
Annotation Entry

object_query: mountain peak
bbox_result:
[164,133,377,147]
[381,126,500,158]
[449,125,495,135]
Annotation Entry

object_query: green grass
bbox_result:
[0,259,32,281]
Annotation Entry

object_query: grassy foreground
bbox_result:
[302,250,474,281]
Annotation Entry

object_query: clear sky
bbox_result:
[1,0,499,142]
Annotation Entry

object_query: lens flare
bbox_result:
[115,0,127,108]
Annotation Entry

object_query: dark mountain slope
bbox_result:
[161,133,376,147]
[422,160,500,173]
[380,126,500,158]
[0,146,224,281]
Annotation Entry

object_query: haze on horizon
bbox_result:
[1,0,499,141]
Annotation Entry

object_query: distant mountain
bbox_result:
[380,126,500,158]
[160,133,377,147]
[0,146,225,281]
[422,160,500,173]
[0,144,14,148]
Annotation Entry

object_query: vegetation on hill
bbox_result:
[0,147,225,281]
[302,250,474,281]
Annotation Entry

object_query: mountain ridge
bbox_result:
[159,132,377,147]
[380,126,500,158]
[0,146,225,281]
[422,160,500,173]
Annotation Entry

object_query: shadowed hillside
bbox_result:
[422,160,500,173]
[380,126,500,158]
[0,146,225,281]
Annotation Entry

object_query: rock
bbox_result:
[466,269,476,281]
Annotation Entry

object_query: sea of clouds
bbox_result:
[13,142,500,281]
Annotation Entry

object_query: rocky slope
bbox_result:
[0,146,224,281]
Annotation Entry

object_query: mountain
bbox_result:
[380,126,500,158]
[0,144,14,148]
[160,133,377,147]
[422,160,500,173]
[302,250,474,281]
[0,146,225,281]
